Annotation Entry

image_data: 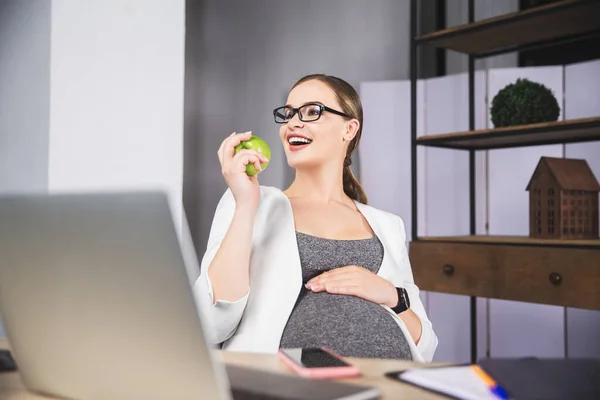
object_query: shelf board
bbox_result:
[409,235,600,310]
[414,235,600,249]
[415,0,600,57]
[416,117,600,150]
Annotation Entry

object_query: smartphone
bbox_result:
[278,348,361,379]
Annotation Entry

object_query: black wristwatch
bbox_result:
[391,287,410,314]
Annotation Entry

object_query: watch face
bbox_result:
[398,288,409,309]
[403,288,410,308]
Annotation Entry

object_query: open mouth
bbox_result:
[288,136,313,149]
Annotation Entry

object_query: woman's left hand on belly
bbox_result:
[305,266,398,308]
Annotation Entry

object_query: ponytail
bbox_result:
[343,157,368,204]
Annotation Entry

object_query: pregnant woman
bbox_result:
[194,74,438,362]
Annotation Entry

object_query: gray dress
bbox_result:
[279,232,412,360]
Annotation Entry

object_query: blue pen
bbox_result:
[472,365,509,399]
[490,384,509,399]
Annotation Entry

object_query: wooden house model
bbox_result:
[526,157,599,240]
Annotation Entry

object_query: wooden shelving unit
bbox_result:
[409,0,600,363]
[416,0,600,57]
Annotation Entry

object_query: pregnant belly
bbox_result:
[279,291,412,359]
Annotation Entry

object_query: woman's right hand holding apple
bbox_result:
[218,131,267,211]
[210,131,267,304]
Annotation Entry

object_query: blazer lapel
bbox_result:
[278,190,303,285]
[354,201,399,282]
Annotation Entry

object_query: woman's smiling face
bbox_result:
[279,79,351,170]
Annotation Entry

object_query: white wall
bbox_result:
[186,0,413,257]
[0,0,187,335]
[49,0,185,226]
[0,0,51,336]
[359,80,425,236]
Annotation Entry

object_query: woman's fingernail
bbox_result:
[230,132,236,136]
[304,283,311,289]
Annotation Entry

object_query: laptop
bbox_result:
[0,191,380,400]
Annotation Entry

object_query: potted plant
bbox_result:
[490,78,560,127]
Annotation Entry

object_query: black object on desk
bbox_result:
[0,349,17,372]
[479,357,600,400]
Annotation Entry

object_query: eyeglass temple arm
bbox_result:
[322,106,351,119]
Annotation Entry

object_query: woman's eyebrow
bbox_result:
[285,101,325,107]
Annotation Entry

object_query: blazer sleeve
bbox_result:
[193,189,250,344]
[394,216,439,362]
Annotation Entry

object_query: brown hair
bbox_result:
[291,74,368,204]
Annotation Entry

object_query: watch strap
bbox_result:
[391,287,410,314]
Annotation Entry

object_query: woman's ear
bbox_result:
[344,119,360,141]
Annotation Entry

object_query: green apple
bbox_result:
[234,135,271,176]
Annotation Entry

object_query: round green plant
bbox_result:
[490,78,560,127]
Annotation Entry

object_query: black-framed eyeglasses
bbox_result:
[272,103,352,124]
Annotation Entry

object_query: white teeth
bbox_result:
[288,137,312,145]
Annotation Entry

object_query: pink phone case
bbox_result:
[278,348,361,379]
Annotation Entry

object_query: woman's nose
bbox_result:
[288,112,304,128]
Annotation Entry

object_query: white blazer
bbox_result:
[194,186,438,362]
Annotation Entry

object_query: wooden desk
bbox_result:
[0,338,447,399]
